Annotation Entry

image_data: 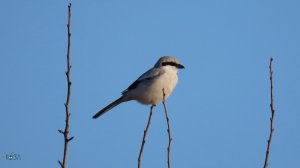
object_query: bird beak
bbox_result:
[177,64,185,69]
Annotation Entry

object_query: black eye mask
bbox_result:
[162,62,185,69]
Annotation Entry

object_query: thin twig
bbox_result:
[162,88,172,168]
[58,3,74,168]
[263,57,275,168]
[138,105,154,168]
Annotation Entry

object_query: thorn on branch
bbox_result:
[58,160,63,167]
[68,137,74,142]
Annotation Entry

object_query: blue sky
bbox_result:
[1,0,299,168]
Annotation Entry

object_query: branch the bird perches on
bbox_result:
[138,105,154,168]
[137,88,173,168]
[163,88,172,168]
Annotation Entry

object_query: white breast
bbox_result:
[128,66,179,105]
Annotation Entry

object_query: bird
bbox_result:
[92,56,184,119]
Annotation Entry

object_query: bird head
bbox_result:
[154,56,185,69]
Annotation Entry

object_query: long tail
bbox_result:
[92,96,126,119]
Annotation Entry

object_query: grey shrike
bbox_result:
[92,56,184,119]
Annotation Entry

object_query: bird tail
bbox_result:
[92,96,126,119]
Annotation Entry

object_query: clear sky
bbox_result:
[1,0,299,168]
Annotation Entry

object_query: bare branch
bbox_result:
[162,88,172,168]
[138,105,154,168]
[59,3,73,168]
[263,57,276,168]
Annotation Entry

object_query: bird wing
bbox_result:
[122,68,164,94]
